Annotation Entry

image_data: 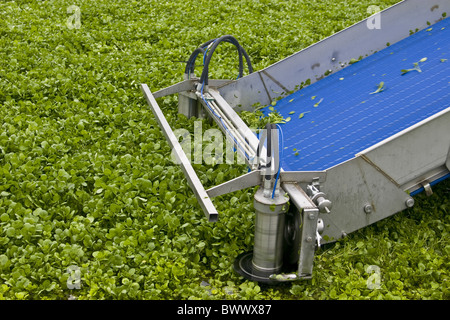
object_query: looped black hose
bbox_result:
[184,35,253,84]
[184,38,216,76]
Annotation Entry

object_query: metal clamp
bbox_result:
[316,218,324,248]
[306,179,332,214]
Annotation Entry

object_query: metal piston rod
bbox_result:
[196,89,257,166]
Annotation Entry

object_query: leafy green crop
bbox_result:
[3,0,447,301]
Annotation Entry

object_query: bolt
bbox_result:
[306,236,313,242]
[317,197,332,213]
[405,198,415,208]
[341,232,347,238]
[364,204,373,214]
[308,213,316,220]
[331,57,336,61]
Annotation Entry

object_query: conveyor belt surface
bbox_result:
[262,17,449,172]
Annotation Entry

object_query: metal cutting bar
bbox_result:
[141,84,219,222]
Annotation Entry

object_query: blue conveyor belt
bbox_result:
[262,17,450,172]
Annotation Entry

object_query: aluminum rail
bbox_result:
[197,91,256,164]
[141,84,219,222]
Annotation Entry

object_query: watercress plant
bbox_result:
[2,0,447,301]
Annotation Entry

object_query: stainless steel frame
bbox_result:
[142,0,450,282]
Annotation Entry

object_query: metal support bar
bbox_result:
[205,170,329,198]
[178,91,202,118]
[153,79,196,99]
[282,182,319,278]
[153,79,235,99]
[280,171,327,184]
[141,84,219,222]
[208,88,260,158]
[206,170,261,198]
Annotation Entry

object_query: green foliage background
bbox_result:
[0,0,448,300]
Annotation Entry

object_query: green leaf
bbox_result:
[370,81,385,94]
[15,292,28,299]
[298,111,310,119]
[401,58,426,75]
[0,255,9,268]
[314,98,323,107]
[0,213,10,222]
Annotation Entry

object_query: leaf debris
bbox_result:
[370,81,385,94]
[401,57,427,75]
[314,98,323,107]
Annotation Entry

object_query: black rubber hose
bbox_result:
[240,45,253,74]
[184,38,216,76]
[200,35,243,85]
[185,36,253,83]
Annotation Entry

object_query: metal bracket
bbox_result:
[282,182,319,278]
[306,178,332,214]
[421,180,433,196]
[206,170,261,198]
[152,79,235,99]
